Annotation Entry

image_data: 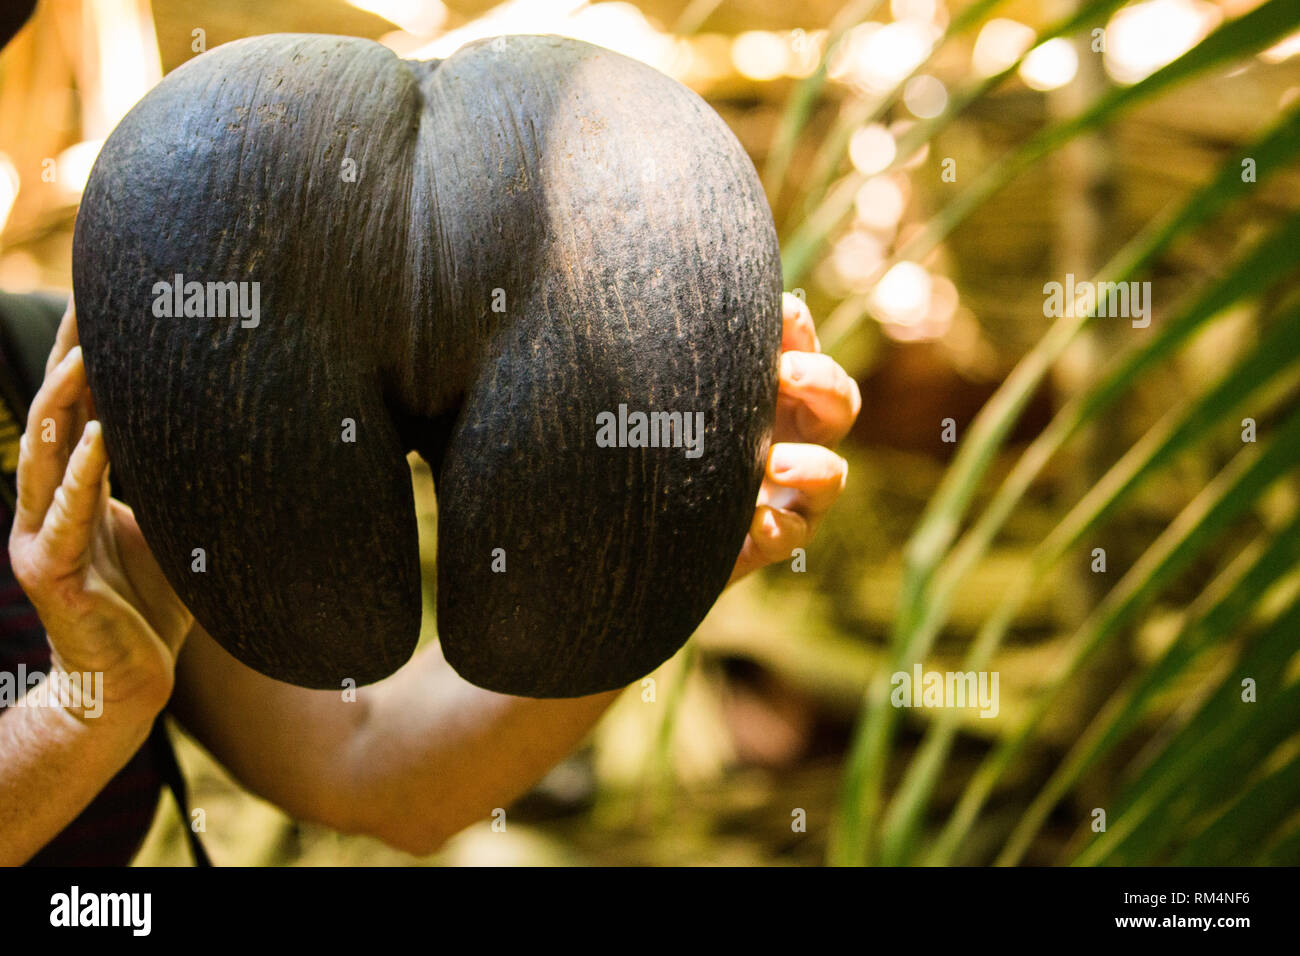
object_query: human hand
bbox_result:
[8,302,193,720]
[729,293,860,584]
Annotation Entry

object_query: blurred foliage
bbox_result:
[785,0,1300,866]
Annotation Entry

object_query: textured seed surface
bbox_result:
[74,34,781,697]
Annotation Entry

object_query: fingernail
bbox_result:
[61,345,83,369]
[781,352,807,384]
[766,484,802,511]
[770,445,796,476]
[82,420,100,445]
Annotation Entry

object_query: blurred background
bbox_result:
[1,0,1298,865]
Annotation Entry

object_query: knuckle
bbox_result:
[10,554,34,591]
[49,485,72,522]
[10,549,57,599]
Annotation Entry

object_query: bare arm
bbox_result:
[169,628,617,855]
[0,684,158,865]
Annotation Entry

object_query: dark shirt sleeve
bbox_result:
[0,0,37,51]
